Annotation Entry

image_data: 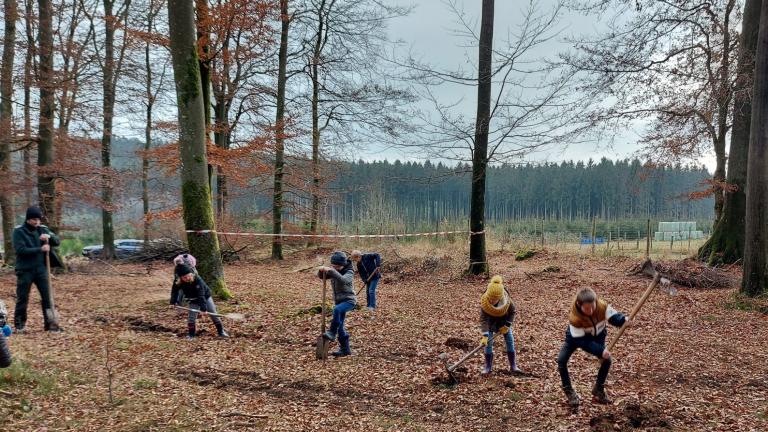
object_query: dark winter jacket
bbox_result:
[170,275,213,310]
[480,291,516,333]
[318,261,356,305]
[12,223,62,272]
[0,334,11,368]
[356,253,382,284]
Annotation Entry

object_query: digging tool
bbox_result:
[173,305,245,321]
[43,240,61,331]
[356,267,380,296]
[438,336,501,383]
[605,259,674,355]
[316,274,331,360]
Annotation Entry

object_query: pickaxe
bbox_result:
[438,337,497,384]
[606,259,675,354]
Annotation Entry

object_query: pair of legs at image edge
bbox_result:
[482,330,523,374]
[557,333,613,407]
[186,297,228,339]
[366,279,379,311]
[14,269,60,333]
[322,300,354,357]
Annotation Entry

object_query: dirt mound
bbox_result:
[590,403,670,431]
[444,337,473,350]
[123,316,179,334]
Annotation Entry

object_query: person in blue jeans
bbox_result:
[557,287,627,408]
[351,250,382,310]
[319,251,356,357]
[479,275,523,375]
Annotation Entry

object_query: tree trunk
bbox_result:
[168,0,230,298]
[22,0,33,210]
[143,9,154,243]
[468,0,493,275]
[742,0,768,297]
[100,0,118,260]
[699,0,762,265]
[0,0,17,266]
[272,0,290,260]
[309,0,326,243]
[194,0,214,191]
[37,0,57,232]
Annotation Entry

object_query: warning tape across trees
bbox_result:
[185,229,486,239]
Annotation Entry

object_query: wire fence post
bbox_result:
[646,218,651,258]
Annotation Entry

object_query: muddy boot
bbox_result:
[214,322,229,338]
[186,323,196,340]
[563,386,580,408]
[332,335,351,357]
[481,352,493,375]
[506,351,523,374]
[592,384,612,404]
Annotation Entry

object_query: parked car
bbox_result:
[82,239,145,259]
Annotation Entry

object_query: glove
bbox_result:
[499,326,509,335]
[480,334,489,346]
[1,325,11,337]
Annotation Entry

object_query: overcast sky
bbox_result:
[375,0,717,172]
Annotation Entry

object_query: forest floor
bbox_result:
[0,245,766,431]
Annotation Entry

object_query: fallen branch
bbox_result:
[223,412,268,419]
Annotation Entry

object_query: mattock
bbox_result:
[438,339,495,384]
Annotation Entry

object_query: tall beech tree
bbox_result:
[167,0,230,298]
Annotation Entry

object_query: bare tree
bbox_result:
[742,0,768,297]
[1,0,18,265]
[563,0,740,223]
[167,0,230,298]
[396,0,582,274]
[37,0,57,230]
[272,0,290,259]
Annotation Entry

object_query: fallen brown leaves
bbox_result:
[0,249,766,431]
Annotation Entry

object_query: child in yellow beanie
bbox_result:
[479,275,523,375]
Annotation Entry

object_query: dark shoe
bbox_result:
[481,352,493,375]
[592,384,612,404]
[506,351,523,374]
[563,386,580,408]
[218,330,230,338]
[214,322,229,338]
[46,327,63,333]
[187,323,196,338]
[332,335,352,357]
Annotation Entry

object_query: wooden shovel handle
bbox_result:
[606,272,661,353]
[448,344,486,372]
[321,275,327,334]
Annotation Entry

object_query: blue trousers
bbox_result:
[484,330,516,355]
[328,300,355,338]
[366,278,379,308]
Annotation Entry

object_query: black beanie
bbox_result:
[175,263,194,278]
[25,206,43,220]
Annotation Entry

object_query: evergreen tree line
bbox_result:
[321,158,714,229]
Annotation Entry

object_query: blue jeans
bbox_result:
[484,330,516,355]
[366,278,379,308]
[328,300,355,338]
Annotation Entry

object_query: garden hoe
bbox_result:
[316,274,331,360]
[438,337,499,384]
[605,259,675,357]
[44,241,61,331]
[173,305,245,321]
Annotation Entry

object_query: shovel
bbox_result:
[44,242,61,331]
[173,305,245,321]
[316,275,331,360]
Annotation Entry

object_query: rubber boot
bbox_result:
[214,322,229,338]
[592,384,612,404]
[187,323,196,340]
[481,352,493,375]
[332,335,352,357]
[563,385,580,408]
[506,351,523,374]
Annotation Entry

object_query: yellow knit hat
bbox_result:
[481,275,510,317]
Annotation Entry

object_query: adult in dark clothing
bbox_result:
[12,206,62,333]
[350,250,382,310]
[169,263,229,339]
[318,251,356,357]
